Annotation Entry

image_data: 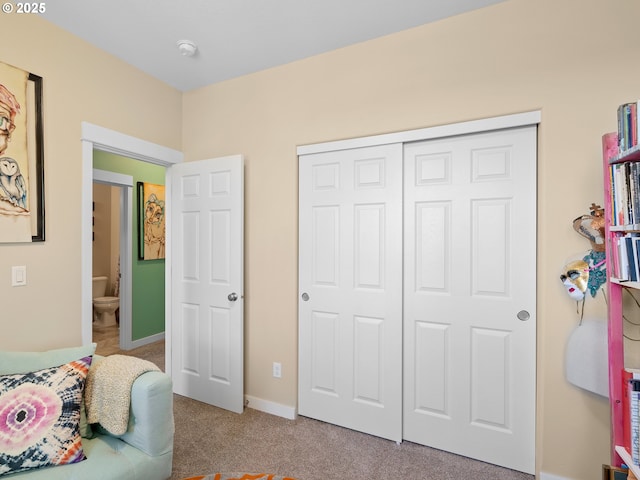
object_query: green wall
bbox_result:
[93,150,165,341]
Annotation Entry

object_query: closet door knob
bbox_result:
[228,292,238,302]
[301,292,310,301]
[517,310,530,321]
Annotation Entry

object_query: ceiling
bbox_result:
[40,0,506,92]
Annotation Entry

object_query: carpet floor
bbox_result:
[94,326,534,480]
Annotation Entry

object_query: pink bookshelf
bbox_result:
[604,133,640,473]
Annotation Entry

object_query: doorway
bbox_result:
[81,124,246,411]
[80,122,183,373]
[92,170,133,351]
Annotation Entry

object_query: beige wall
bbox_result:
[92,183,120,295]
[182,0,640,478]
[1,0,638,478]
[0,13,181,348]
[92,183,111,279]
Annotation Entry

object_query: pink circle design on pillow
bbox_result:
[0,383,62,455]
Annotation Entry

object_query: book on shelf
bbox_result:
[631,163,640,225]
[635,237,640,282]
[612,233,621,279]
[618,236,630,281]
[614,233,640,281]
[618,101,640,154]
[631,379,640,465]
[626,236,638,281]
[624,369,640,464]
[611,162,627,225]
[609,161,640,226]
[631,236,640,282]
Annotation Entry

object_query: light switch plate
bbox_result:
[11,266,26,286]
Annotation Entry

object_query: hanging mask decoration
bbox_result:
[572,203,606,253]
[582,249,606,297]
[572,203,607,298]
[560,259,590,324]
[560,204,608,324]
[560,260,590,302]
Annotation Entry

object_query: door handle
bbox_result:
[228,292,238,302]
[517,310,530,321]
[301,292,309,301]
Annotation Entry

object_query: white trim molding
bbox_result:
[129,332,165,350]
[297,110,541,156]
[539,472,571,480]
[81,122,183,368]
[93,168,133,187]
[82,122,183,166]
[244,395,297,420]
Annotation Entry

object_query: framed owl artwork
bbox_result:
[0,61,44,243]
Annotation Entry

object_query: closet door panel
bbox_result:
[310,310,339,395]
[353,315,383,405]
[415,201,450,292]
[312,205,339,287]
[354,204,384,289]
[299,144,403,442]
[472,199,510,295]
[403,126,537,474]
[413,320,450,416]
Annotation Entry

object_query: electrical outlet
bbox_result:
[272,362,282,378]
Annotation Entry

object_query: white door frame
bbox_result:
[297,111,541,155]
[81,122,183,372]
[92,169,133,350]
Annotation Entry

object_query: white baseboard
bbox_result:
[126,332,165,350]
[539,472,571,480]
[244,395,297,420]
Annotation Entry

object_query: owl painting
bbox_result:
[0,156,27,210]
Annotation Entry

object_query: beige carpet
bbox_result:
[94,327,534,480]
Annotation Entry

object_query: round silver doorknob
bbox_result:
[301,292,310,301]
[517,310,530,321]
[228,292,238,302]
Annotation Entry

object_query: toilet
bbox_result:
[92,276,119,327]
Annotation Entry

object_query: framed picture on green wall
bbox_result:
[137,181,165,260]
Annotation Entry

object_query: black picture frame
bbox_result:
[137,181,144,260]
[29,72,44,242]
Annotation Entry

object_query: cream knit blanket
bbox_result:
[85,354,160,435]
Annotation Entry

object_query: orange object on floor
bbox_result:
[182,474,297,480]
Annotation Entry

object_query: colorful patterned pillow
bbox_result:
[0,344,96,439]
[0,356,92,477]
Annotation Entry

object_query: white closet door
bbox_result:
[298,144,403,442]
[403,126,537,474]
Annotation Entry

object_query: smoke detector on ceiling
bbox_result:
[177,40,197,57]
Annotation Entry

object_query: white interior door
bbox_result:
[298,144,403,441]
[403,126,536,473]
[170,155,244,413]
